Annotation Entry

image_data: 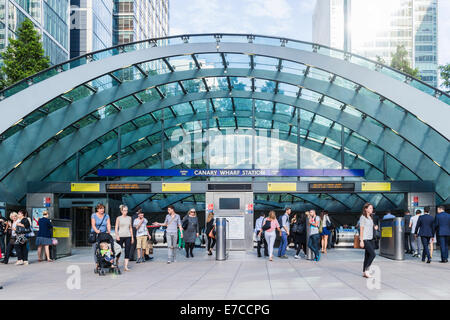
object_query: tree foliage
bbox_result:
[390,45,420,79]
[439,64,450,93]
[1,18,50,89]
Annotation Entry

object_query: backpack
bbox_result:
[277,215,284,228]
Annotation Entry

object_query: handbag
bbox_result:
[261,219,271,231]
[88,214,107,244]
[15,234,27,245]
[319,219,323,234]
[208,226,216,239]
[52,238,58,246]
[182,217,189,230]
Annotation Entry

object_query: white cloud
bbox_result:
[245,0,292,19]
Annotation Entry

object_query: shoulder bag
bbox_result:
[262,219,271,231]
[164,215,178,239]
[182,216,189,230]
[88,214,107,244]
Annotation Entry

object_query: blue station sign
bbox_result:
[97,169,364,177]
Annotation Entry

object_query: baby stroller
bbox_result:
[94,233,122,276]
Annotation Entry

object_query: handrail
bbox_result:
[0,33,448,104]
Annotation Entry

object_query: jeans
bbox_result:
[363,239,376,272]
[411,234,423,254]
[438,236,448,261]
[278,232,288,257]
[308,234,320,260]
[166,232,177,261]
[265,231,276,258]
[420,236,431,261]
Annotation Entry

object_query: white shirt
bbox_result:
[410,214,422,233]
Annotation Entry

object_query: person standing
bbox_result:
[434,205,449,263]
[255,213,268,258]
[259,211,281,262]
[414,206,435,263]
[277,207,291,259]
[320,211,332,254]
[403,210,413,254]
[293,213,307,259]
[359,203,378,278]
[0,215,7,259]
[153,205,182,264]
[182,209,199,258]
[133,210,150,263]
[14,210,31,265]
[36,210,54,262]
[115,204,134,270]
[205,212,215,256]
[129,208,142,261]
[91,203,111,264]
[308,209,321,261]
[410,209,423,258]
[3,212,18,264]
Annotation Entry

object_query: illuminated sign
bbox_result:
[71,183,100,192]
[267,183,297,192]
[308,183,355,192]
[106,183,151,193]
[362,182,391,192]
[162,183,191,192]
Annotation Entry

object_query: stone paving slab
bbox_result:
[0,247,448,300]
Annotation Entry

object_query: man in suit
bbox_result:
[414,206,435,263]
[435,205,449,263]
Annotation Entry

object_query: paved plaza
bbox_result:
[0,247,448,300]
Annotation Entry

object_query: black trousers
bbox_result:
[117,237,131,259]
[3,238,15,263]
[420,236,431,261]
[185,242,194,256]
[0,234,5,256]
[257,234,268,256]
[129,230,137,260]
[363,239,376,272]
[15,243,28,262]
[404,232,412,252]
[207,236,216,251]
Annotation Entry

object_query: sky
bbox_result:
[170,0,450,67]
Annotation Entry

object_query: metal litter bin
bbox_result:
[216,217,227,261]
[50,218,72,259]
[380,217,404,260]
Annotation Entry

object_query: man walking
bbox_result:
[129,208,141,261]
[308,209,321,261]
[255,213,268,257]
[410,209,423,257]
[153,205,182,264]
[277,207,291,259]
[415,206,435,263]
[403,210,413,254]
[434,205,449,263]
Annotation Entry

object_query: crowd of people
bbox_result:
[0,202,448,285]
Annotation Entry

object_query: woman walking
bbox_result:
[320,210,332,254]
[14,210,31,265]
[91,203,111,264]
[206,212,215,256]
[115,204,134,271]
[359,203,378,278]
[36,210,54,262]
[182,209,199,258]
[259,210,281,261]
[293,213,307,259]
[3,212,18,264]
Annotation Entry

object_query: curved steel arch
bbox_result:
[2,68,447,176]
[3,91,446,195]
[0,41,448,139]
[3,92,448,204]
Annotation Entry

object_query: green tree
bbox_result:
[439,64,450,93]
[1,18,50,88]
[376,55,386,65]
[390,45,420,79]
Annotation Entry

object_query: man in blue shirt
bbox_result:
[435,205,450,263]
[383,212,396,220]
[278,207,291,259]
[254,213,268,257]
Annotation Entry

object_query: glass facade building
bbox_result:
[0,0,69,65]
[113,0,169,45]
[70,0,113,59]
[313,0,438,87]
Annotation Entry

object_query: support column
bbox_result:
[341,125,345,181]
[117,126,121,169]
[161,109,165,182]
[297,108,301,182]
[252,98,256,183]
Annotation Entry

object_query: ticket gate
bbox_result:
[205,191,254,251]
